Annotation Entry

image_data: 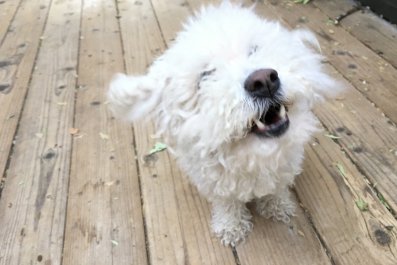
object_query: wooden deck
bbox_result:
[0,0,396,264]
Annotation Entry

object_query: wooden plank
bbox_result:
[337,10,397,68]
[259,0,397,123]
[313,66,397,211]
[255,0,397,212]
[61,0,148,264]
[296,132,397,265]
[312,0,357,19]
[0,0,81,264]
[118,0,237,263]
[134,126,237,264]
[314,0,397,68]
[0,0,22,44]
[0,0,50,190]
[150,0,191,42]
[236,202,331,265]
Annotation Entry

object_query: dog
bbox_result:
[108,1,340,246]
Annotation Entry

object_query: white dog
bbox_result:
[108,2,340,246]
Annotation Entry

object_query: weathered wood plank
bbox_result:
[255,0,397,214]
[236,202,332,265]
[0,0,51,193]
[337,10,397,68]
[297,132,397,265]
[312,0,357,19]
[313,66,397,211]
[61,1,148,264]
[314,0,397,68]
[150,0,190,43]
[0,0,22,44]
[118,0,237,263]
[0,0,81,264]
[260,0,397,123]
[134,125,237,264]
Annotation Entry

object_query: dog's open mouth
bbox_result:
[250,103,289,137]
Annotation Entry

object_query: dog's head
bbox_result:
[109,3,340,152]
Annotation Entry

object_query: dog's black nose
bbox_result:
[244,69,280,98]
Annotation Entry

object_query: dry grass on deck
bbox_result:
[0,0,396,264]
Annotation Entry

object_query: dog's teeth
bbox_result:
[279,105,286,118]
[253,119,266,130]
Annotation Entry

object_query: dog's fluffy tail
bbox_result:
[107,73,163,122]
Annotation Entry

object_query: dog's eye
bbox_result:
[200,68,216,79]
[197,68,216,90]
[248,45,258,56]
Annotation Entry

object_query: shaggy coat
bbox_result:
[108,2,340,246]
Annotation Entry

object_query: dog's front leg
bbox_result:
[255,188,296,223]
[211,198,253,246]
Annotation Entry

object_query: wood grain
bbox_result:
[61,1,148,264]
[258,0,397,123]
[314,0,397,68]
[336,10,397,68]
[0,0,51,194]
[297,133,397,265]
[0,0,81,264]
[236,201,332,265]
[134,122,237,264]
[313,66,397,212]
[118,0,237,263]
[0,0,22,44]
[311,0,357,18]
[150,0,191,42]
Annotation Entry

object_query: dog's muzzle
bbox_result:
[245,69,289,137]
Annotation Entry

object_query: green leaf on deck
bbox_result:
[336,163,346,178]
[149,142,167,155]
[294,0,311,4]
[377,193,391,210]
[325,134,342,139]
[99,132,110,140]
[355,198,369,211]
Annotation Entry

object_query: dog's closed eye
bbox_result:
[248,45,258,56]
[197,68,216,90]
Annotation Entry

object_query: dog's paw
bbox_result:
[214,219,253,246]
[256,194,296,223]
[211,200,253,246]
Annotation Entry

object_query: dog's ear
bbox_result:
[292,29,344,104]
[107,73,165,122]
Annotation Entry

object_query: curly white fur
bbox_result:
[108,2,341,246]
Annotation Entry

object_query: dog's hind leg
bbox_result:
[211,198,253,246]
[255,189,296,223]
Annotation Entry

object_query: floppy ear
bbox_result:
[107,73,163,122]
[292,29,344,103]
